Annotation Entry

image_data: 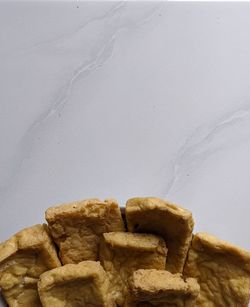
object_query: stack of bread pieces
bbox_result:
[0,197,250,307]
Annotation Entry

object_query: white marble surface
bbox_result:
[1,1,250,257]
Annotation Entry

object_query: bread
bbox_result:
[125,269,200,306]
[38,261,115,307]
[126,197,194,273]
[45,198,125,264]
[1,196,249,307]
[184,232,250,306]
[99,231,167,306]
[0,224,61,307]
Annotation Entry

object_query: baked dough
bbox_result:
[38,261,115,307]
[126,197,194,273]
[0,224,61,307]
[125,269,199,307]
[99,232,167,306]
[184,232,250,307]
[45,198,125,264]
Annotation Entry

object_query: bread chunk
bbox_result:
[126,197,194,273]
[38,261,115,307]
[45,198,125,264]
[99,232,167,306]
[0,224,61,307]
[184,232,250,307]
[125,269,199,307]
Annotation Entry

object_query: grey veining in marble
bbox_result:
[1,1,250,259]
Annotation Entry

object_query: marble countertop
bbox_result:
[1,1,250,254]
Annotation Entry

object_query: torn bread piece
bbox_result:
[99,232,167,306]
[125,269,199,307]
[126,197,194,273]
[38,261,115,307]
[184,232,250,307]
[45,198,125,264]
[0,224,61,307]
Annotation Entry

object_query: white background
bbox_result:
[1,1,250,247]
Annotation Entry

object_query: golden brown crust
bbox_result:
[103,232,167,253]
[0,224,61,307]
[38,261,116,307]
[126,197,194,274]
[125,269,199,307]
[0,224,60,269]
[192,232,250,270]
[45,198,101,221]
[184,232,250,307]
[99,232,167,306]
[45,198,125,264]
